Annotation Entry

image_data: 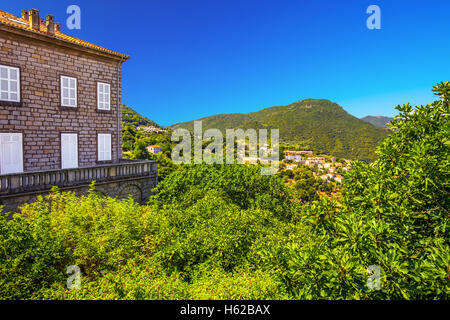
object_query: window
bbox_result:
[60,76,77,107]
[98,133,111,161]
[61,133,78,169]
[97,82,110,110]
[0,65,20,102]
[0,133,23,174]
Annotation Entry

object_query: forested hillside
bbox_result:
[122,105,161,128]
[170,99,389,162]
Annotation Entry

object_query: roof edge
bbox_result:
[0,22,129,62]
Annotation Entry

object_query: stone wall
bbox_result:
[0,175,157,216]
[0,29,123,171]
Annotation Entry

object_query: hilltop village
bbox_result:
[122,105,353,188]
[282,150,352,183]
[234,143,352,184]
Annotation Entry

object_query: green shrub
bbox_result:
[150,164,294,219]
[278,82,450,299]
[0,83,448,300]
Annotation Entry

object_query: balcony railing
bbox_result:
[0,159,157,196]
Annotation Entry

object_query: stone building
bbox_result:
[0,8,157,213]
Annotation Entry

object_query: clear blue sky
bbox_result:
[4,0,450,126]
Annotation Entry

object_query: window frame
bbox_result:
[0,132,24,175]
[60,75,77,108]
[0,64,21,103]
[97,133,112,162]
[97,82,111,111]
[60,132,79,169]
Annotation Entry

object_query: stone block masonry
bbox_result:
[0,176,157,217]
[0,160,158,215]
[0,9,157,213]
[0,30,123,171]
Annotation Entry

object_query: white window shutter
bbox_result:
[98,134,111,161]
[97,83,110,110]
[61,134,69,167]
[98,134,104,161]
[0,133,23,174]
[61,76,77,107]
[61,77,67,105]
[104,84,110,109]
[105,134,111,160]
[70,134,78,165]
[61,133,78,169]
[0,65,20,102]
[71,78,77,106]
[97,82,102,109]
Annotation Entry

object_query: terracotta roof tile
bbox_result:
[0,9,129,59]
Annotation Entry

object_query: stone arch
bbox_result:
[117,182,143,203]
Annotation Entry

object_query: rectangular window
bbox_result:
[0,133,23,174]
[61,133,78,169]
[98,133,112,161]
[0,65,20,102]
[60,76,77,107]
[97,82,110,110]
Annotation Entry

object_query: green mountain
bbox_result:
[170,99,390,161]
[122,105,161,128]
[361,115,394,128]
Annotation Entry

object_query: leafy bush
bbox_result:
[0,83,448,300]
[150,164,294,219]
[1,178,291,300]
[0,201,69,299]
[0,184,155,299]
[278,82,450,299]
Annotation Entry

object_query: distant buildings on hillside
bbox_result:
[284,151,313,161]
[283,150,351,183]
[138,126,167,133]
[320,173,344,183]
[286,164,298,171]
[147,145,162,154]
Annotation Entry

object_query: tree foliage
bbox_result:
[0,83,448,300]
[281,82,449,298]
[122,105,160,128]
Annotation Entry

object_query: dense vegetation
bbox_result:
[122,105,161,129]
[170,99,390,162]
[0,82,448,300]
[361,115,395,128]
[121,106,178,181]
[278,164,336,202]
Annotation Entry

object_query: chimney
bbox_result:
[29,9,40,30]
[46,15,55,35]
[55,22,61,33]
[21,10,29,22]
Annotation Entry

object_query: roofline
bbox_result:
[0,21,129,61]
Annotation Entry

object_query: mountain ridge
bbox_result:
[170,99,390,161]
[361,115,394,128]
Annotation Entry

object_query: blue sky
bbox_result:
[3,0,450,126]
